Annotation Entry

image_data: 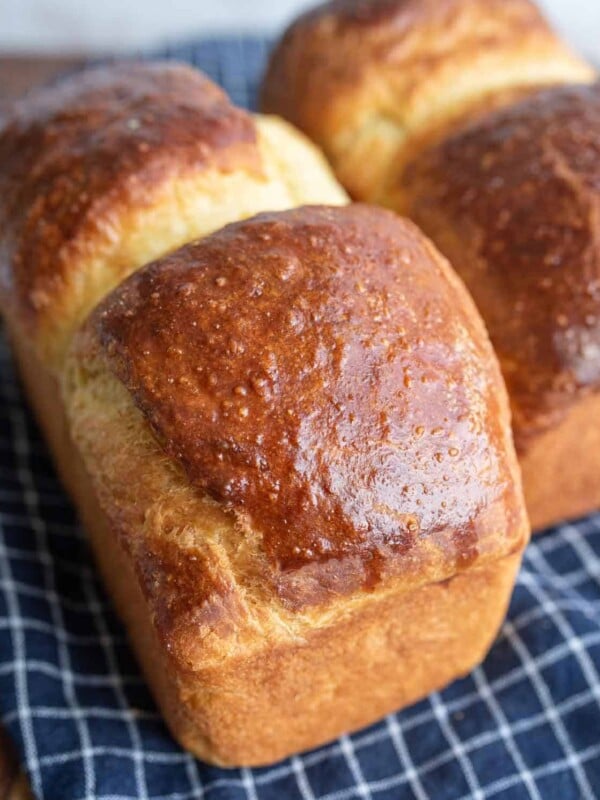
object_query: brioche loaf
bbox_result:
[0,60,344,502]
[402,83,600,529]
[261,0,595,203]
[0,61,528,765]
[0,61,346,371]
[63,205,528,764]
[262,0,600,529]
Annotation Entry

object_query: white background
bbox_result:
[0,0,599,58]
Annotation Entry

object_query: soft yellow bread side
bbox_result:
[0,63,346,371]
[31,115,346,369]
[262,0,595,203]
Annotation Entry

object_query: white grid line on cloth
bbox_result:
[240,767,260,800]
[0,487,78,506]
[514,577,600,618]
[338,735,373,800]
[38,749,214,768]
[0,511,82,537]
[511,592,600,633]
[80,542,149,800]
[519,556,600,595]
[501,618,596,799]
[184,756,205,800]
[526,546,600,707]
[428,691,485,800]
[1,542,99,580]
[0,439,52,458]
[0,616,128,646]
[0,576,108,613]
[0,506,42,797]
[2,707,161,724]
[0,660,146,686]
[524,550,600,586]
[519,557,600,596]
[4,381,98,800]
[469,665,542,800]
[19,682,598,772]
[384,713,429,800]
[0,464,68,488]
[290,754,318,800]
[454,744,600,800]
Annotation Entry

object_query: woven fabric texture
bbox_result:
[0,36,599,800]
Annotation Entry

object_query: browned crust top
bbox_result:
[288,0,546,32]
[89,205,525,607]
[261,0,559,140]
[403,82,600,447]
[0,61,259,330]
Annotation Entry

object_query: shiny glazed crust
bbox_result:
[0,60,529,764]
[262,0,600,530]
[402,83,600,528]
[58,206,528,762]
[0,324,529,764]
[0,61,346,368]
[11,321,522,765]
[403,85,600,447]
[68,204,527,610]
[261,0,595,202]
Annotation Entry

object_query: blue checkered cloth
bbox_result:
[1,36,600,800]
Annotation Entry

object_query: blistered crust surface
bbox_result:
[403,83,600,446]
[0,61,259,330]
[263,0,554,127]
[261,0,594,201]
[261,0,589,137]
[89,205,525,605]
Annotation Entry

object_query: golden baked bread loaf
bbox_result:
[402,83,600,529]
[0,60,528,766]
[261,0,595,203]
[62,205,529,765]
[263,0,600,530]
[0,61,346,370]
